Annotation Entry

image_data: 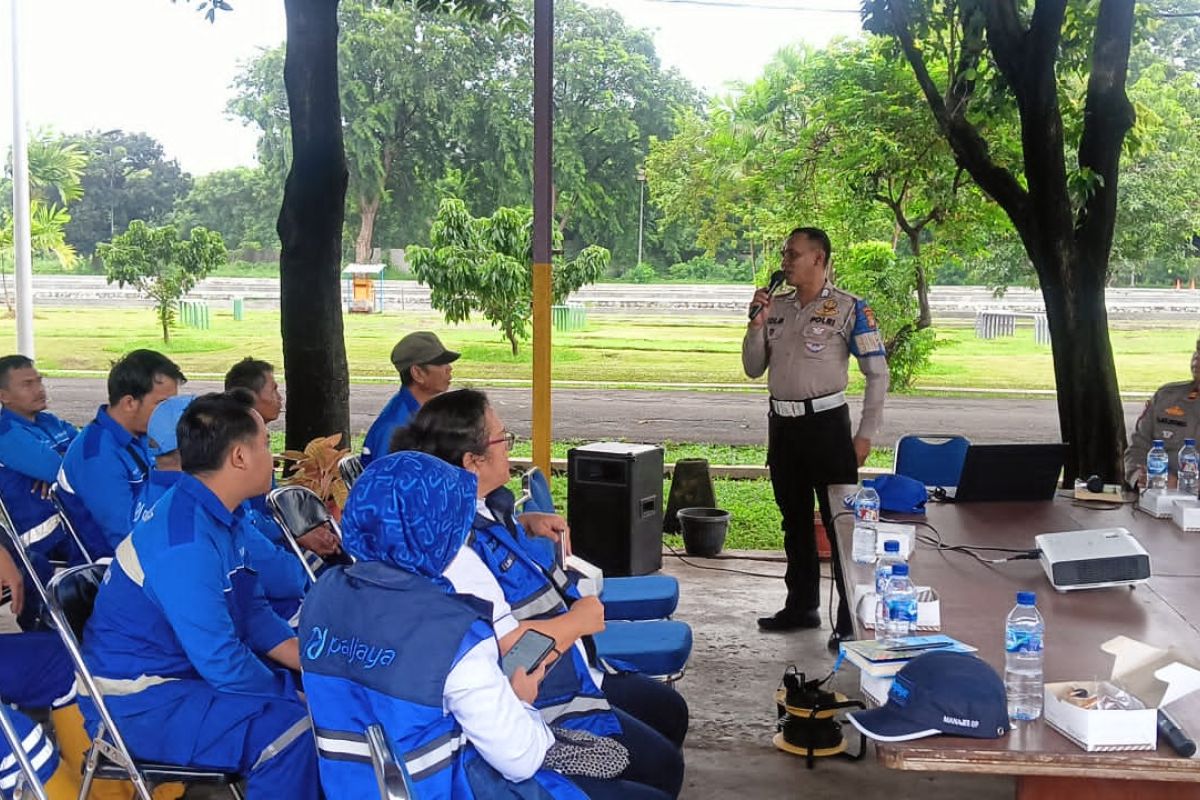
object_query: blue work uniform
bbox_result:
[470,490,620,737]
[302,562,587,800]
[80,474,317,799]
[144,470,308,621]
[0,407,78,559]
[0,632,77,797]
[360,387,420,466]
[57,406,153,559]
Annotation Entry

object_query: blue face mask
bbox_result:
[870,473,929,515]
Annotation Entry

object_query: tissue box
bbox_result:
[852,584,941,631]
[873,522,916,558]
[1138,488,1194,518]
[1173,497,1200,532]
[1044,636,1200,752]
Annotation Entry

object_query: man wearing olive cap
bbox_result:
[360,331,460,466]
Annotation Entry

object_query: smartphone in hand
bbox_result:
[501,629,556,679]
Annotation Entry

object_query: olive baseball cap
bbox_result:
[390,331,460,376]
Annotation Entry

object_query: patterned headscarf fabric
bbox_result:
[340,450,478,580]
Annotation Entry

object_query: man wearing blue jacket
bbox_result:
[57,350,184,558]
[80,392,318,799]
[0,356,79,563]
[360,331,458,465]
[145,393,308,622]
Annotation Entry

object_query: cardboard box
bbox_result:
[1172,497,1200,533]
[852,584,941,631]
[1044,636,1200,752]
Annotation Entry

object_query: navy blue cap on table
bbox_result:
[847,651,1011,741]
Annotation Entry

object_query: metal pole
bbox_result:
[10,0,35,357]
[638,169,648,268]
[531,0,553,476]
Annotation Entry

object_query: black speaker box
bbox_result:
[567,443,664,576]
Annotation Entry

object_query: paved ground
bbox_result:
[44,377,1146,446]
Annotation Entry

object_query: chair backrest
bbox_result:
[45,564,155,800]
[521,467,556,514]
[0,500,53,611]
[366,723,413,800]
[48,483,96,564]
[0,703,51,800]
[893,434,971,488]
[339,455,364,490]
[266,486,347,583]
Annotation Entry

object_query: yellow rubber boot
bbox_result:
[49,704,184,800]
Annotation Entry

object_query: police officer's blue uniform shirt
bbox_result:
[0,407,77,554]
[85,473,295,696]
[360,387,420,466]
[144,469,308,620]
[57,405,152,558]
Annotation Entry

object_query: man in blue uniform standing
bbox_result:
[360,331,458,465]
[80,391,318,799]
[0,355,79,623]
[57,350,184,558]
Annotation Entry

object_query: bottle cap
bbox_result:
[1186,438,1196,447]
[891,563,909,577]
[862,478,875,488]
[1154,439,1164,447]
[883,540,900,553]
[1017,591,1036,606]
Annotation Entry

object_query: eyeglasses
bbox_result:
[487,431,518,451]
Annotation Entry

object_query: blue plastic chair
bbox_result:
[893,434,971,488]
[517,467,680,620]
[593,620,693,682]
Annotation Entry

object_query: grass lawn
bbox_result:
[4,307,1197,394]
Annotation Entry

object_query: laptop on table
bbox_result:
[942,443,1067,503]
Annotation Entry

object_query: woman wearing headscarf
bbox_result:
[390,390,686,799]
[300,451,669,800]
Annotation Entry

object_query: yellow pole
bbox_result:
[532,262,552,475]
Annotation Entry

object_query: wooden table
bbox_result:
[832,486,1200,800]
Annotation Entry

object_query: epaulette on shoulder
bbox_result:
[1158,380,1199,396]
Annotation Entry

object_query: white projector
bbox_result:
[1035,528,1151,592]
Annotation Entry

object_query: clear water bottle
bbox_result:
[1147,439,1169,490]
[852,479,880,564]
[1005,591,1045,722]
[883,563,917,645]
[874,540,904,641]
[1178,438,1199,497]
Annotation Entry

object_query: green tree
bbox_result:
[862,0,1140,482]
[62,130,192,257]
[835,242,935,390]
[173,166,281,250]
[408,198,608,354]
[99,221,227,342]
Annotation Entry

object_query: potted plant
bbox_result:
[280,434,351,519]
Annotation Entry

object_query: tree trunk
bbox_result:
[354,196,379,263]
[279,0,351,451]
[161,309,170,343]
[907,231,932,330]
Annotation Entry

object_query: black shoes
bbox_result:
[827,629,854,653]
[757,609,822,632]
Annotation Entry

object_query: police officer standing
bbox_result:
[1124,335,1200,488]
[743,227,889,649]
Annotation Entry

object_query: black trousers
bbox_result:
[767,404,858,634]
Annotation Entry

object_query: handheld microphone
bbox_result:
[749,270,785,321]
[1158,708,1197,757]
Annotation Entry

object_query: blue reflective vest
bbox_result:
[57,406,152,558]
[471,490,620,738]
[0,407,77,557]
[301,562,586,800]
[361,387,420,466]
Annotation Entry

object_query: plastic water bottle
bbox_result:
[1178,438,1199,497]
[1147,439,1169,490]
[1005,591,1045,722]
[883,563,917,645]
[852,480,880,564]
[874,540,905,641]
